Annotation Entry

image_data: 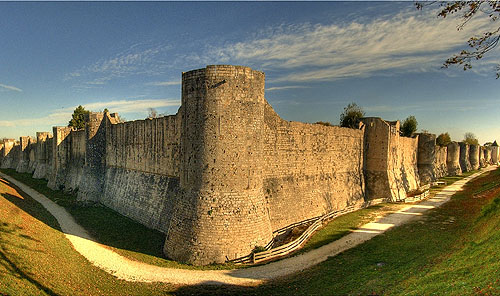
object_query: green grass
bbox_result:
[297,170,473,256]
[175,167,500,295]
[0,167,479,272]
[1,167,499,295]
[0,177,176,295]
[0,169,237,271]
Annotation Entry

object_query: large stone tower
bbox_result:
[164,65,273,265]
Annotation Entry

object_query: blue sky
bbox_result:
[1,2,499,144]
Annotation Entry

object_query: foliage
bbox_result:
[252,246,267,253]
[436,132,452,146]
[315,121,333,127]
[340,103,365,129]
[68,105,89,130]
[148,107,158,119]
[464,132,479,145]
[401,115,418,137]
[417,1,500,78]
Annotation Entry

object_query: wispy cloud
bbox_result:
[0,83,22,92]
[0,99,181,128]
[266,85,309,91]
[66,43,172,86]
[203,8,492,82]
[82,99,180,114]
[146,80,181,87]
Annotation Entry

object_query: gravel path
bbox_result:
[0,167,493,286]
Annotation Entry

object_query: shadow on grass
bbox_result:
[0,248,59,296]
[0,222,59,296]
[0,172,167,263]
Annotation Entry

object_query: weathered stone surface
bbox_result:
[447,142,462,176]
[416,133,449,185]
[165,65,273,265]
[263,102,365,231]
[102,167,177,233]
[362,118,419,202]
[459,142,472,173]
[484,146,492,165]
[1,64,494,266]
[435,145,447,179]
[491,146,499,164]
[469,144,480,170]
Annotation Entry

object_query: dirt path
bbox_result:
[0,167,493,286]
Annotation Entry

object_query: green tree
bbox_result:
[401,116,418,137]
[417,1,500,78]
[340,103,365,129]
[68,105,90,130]
[464,132,479,145]
[315,121,333,127]
[436,132,452,146]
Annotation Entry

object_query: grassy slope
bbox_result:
[0,169,237,271]
[0,168,478,271]
[2,167,499,295]
[176,168,500,295]
[0,178,176,296]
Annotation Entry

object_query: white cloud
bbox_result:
[66,43,172,85]
[81,99,180,114]
[203,8,492,82]
[0,99,181,129]
[0,83,22,92]
[146,80,181,87]
[266,85,309,91]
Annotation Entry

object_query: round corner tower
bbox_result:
[164,65,273,265]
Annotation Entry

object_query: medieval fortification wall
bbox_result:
[1,64,498,266]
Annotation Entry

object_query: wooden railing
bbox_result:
[230,206,357,264]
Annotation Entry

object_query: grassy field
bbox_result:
[0,168,456,271]
[176,168,500,295]
[0,169,237,271]
[1,168,499,295]
[0,176,175,295]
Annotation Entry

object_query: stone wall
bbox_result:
[1,64,497,266]
[435,145,448,179]
[484,147,492,164]
[491,146,499,164]
[101,114,181,232]
[447,142,461,175]
[416,133,449,185]
[16,136,33,173]
[165,65,273,265]
[479,146,486,167]
[32,132,53,179]
[459,142,472,173]
[362,117,419,202]
[469,145,480,170]
[262,102,365,231]
[1,139,16,169]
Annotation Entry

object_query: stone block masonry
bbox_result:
[447,142,462,176]
[362,117,419,202]
[1,64,496,266]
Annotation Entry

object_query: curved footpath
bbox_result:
[0,166,495,286]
